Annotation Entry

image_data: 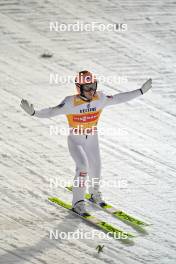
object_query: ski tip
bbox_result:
[66,186,73,191]
[48,197,55,202]
[115,232,136,240]
[126,232,136,239]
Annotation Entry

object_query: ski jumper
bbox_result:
[34,89,142,206]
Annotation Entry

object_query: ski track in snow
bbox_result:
[0,0,176,263]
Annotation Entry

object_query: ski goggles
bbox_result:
[81,82,97,92]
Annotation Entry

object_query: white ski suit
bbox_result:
[34,89,142,206]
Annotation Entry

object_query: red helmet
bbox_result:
[75,70,97,94]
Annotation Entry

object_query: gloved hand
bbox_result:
[140,78,152,94]
[20,99,35,115]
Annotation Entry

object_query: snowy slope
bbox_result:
[0,0,176,263]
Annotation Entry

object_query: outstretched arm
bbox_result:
[20,98,69,118]
[104,78,152,107]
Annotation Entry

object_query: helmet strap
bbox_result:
[80,87,96,101]
[79,94,91,102]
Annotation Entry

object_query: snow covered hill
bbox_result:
[0,0,176,263]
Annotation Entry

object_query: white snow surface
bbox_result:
[0,0,176,263]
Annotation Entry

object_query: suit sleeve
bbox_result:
[103,89,142,107]
[34,97,70,118]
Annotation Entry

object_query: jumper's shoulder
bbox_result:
[97,90,108,102]
[65,95,74,100]
[56,95,73,108]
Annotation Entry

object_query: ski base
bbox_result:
[48,197,134,240]
[66,186,150,228]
